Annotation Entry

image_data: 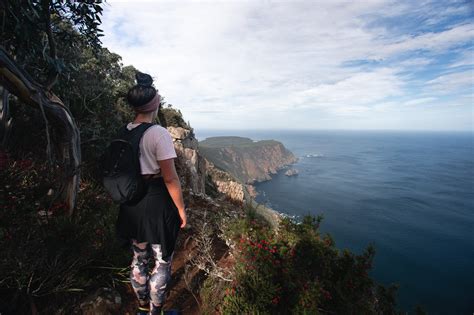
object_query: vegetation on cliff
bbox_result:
[202,210,399,314]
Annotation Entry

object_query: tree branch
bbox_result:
[0,46,81,214]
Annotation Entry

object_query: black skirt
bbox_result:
[116,177,180,259]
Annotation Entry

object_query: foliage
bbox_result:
[0,154,129,313]
[1,0,104,86]
[159,106,191,129]
[1,0,138,168]
[5,31,140,172]
[215,212,399,314]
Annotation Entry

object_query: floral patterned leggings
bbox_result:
[130,240,173,313]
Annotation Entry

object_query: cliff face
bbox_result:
[199,137,297,184]
[167,126,206,196]
[205,161,247,202]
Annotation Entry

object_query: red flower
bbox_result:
[322,290,332,300]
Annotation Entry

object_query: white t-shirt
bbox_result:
[126,123,177,175]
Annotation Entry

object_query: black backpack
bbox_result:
[100,123,155,204]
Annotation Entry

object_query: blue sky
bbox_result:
[102,0,473,131]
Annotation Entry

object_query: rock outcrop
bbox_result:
[167,126,206,195]
[205,160,247,202]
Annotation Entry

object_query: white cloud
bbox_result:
[297,68,402,108]
[373,23,474,59]
[398,57,433,67]
[449,50,474,68]
[403,97,437,106]
[101,0,474,130]
[427,70,474,94]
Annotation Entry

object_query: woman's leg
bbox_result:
[149,244,173,313]
[130,240,151,309]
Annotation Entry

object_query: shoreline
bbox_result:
[249,199,282,230]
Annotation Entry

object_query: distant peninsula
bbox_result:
[199,136,297,184]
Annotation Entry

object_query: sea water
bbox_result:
[196,129,474,314]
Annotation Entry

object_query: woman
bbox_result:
[116,72,187,315]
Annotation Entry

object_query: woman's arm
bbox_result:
[158,158,187,228]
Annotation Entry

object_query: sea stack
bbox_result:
[285,168,299,176]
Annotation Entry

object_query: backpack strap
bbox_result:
[115,123,156,168]
[117,122,155,142]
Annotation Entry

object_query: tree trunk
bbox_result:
[0,47,81,215]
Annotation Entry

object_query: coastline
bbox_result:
[249,199,282,229]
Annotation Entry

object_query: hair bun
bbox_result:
[136,72,154,87]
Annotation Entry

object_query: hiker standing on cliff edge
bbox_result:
[115,72,187,314]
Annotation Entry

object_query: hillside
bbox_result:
[199,136,297,184]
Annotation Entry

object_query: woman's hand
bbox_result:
[178,207,187,228]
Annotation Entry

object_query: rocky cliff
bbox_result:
[161,109,249,204]
[205,160,248,202]
[199,136,297,184]
[167,126,206,196]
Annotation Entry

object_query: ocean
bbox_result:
[195,129,474,314]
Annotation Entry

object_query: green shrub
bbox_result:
[218,213,398,314]
[159,106,190,129]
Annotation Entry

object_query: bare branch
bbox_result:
[187,211,233,283]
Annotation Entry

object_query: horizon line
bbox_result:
[193,128,474,133]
